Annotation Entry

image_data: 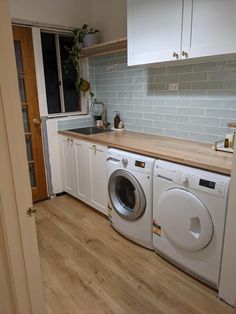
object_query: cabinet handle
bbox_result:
[173,52,179,59]
[181,51,188,58]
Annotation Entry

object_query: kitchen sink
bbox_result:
[68,127,112,135]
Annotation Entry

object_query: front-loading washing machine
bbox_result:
[107,148,155,249]
[153,160,230,288]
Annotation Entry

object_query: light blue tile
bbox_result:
[204,126,228,137]
[191,99,222,108]
[222,100,236,109]
[177,107,205,116]
[164,114,190,123]
[143,127,164,135]
[190,117,220,126]
[154,106,177,114]
[206,109,236,118]
[208,71,236,81]
[166,64,192,74]
[143,113,164,120]
[164,129,188,139]
[189,132,218,143]
[179,72,207,82]
[193,61,225,72]
[153,74,178,83]
[192,81,223,90]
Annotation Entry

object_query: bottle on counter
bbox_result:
[114,112,121,129]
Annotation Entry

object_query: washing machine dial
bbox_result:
[122,158,128,167]
[181,175,189,186]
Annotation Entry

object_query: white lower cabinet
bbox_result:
[88,143,108,215]
[59,136,108,215]
[59,136,77,198]
[74,140,91,204]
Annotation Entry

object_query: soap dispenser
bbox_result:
[114,112,121,129]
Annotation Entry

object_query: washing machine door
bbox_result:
[157,188,213,251]
[108,169,146,221]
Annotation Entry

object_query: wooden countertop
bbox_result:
[58,130,233,175]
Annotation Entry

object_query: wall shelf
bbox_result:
[81,37,127,58]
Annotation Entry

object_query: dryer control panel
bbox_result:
[155,160,230,198]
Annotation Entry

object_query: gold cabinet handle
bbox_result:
[33,118,41,127]
[181,51,188,58]
[173,52,179,59]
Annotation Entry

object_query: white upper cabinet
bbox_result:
[128,0,183,65]
[128,0,236,66]
[182,0,236,59]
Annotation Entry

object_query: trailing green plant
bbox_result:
[64,24,99,99]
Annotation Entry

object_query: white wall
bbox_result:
[91,0,127,42]
[10,0,127,41]
[10,0,92,28]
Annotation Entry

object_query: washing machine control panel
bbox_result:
[177,172,226,196]
[156,165,227,197]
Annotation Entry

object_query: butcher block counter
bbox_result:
[58,130,233,175]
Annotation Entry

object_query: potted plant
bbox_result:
[64,24,99,98]
[82,24,100,47]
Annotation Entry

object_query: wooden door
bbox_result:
[182,0,236,59]
[13,26,47,202]
[89,143,108,215]
[127,0,183,66]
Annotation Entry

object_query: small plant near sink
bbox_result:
[64,24,99,100]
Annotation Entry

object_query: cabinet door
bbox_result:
[89,144,108,215]
[74,140,91,204]
[128,0,183,66]
[182,0,236,59]
[59,136,77,197]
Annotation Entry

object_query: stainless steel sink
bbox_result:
[68,127,112,135]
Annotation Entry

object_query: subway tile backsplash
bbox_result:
[89,52,236,143]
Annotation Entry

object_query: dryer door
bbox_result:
[108,169,146,221]
[157,188,213,251]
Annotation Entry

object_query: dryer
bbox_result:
[153,160,230,288]
[107,148,155,249]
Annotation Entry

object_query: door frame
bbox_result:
[0,0,45,313]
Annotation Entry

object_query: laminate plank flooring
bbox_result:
[35,195,235,314]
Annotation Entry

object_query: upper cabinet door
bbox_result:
[128,0,184,66]
[182,0,236,59]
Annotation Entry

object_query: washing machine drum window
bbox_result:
[108,170,146,221]
[157,188,214,252]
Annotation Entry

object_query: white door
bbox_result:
[59,136,77,197]
[182,0,236,58]
[89,143,108,215]
[0,0,45,312]
[128,0,183,66]
[157,188,213,251]
[74,139,91,203]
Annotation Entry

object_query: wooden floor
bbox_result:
[35,195,234,314]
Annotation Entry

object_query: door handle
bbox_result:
[27,207,37,217]
[33,118,41,127]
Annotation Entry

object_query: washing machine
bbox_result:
[153,160,230,288]
[107,148,155,249]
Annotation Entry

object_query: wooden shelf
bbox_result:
[80,37,127,58]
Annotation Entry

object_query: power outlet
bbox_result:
[168,83,179,91]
